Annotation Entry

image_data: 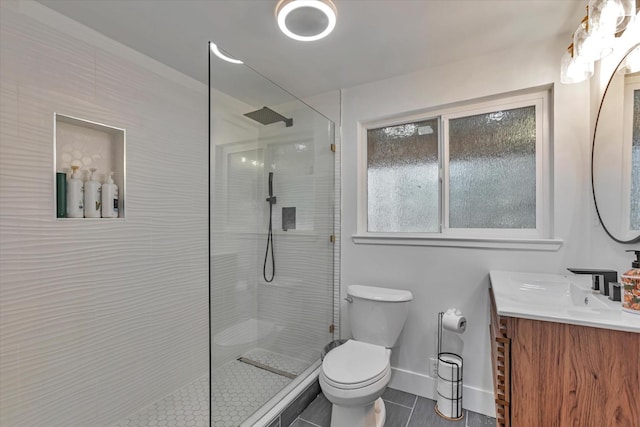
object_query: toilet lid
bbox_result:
[322,340,390,387]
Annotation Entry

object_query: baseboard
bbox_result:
[388,367,496,418]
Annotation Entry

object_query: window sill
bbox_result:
[351,234,564,251]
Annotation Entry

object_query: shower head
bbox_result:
[244,107,293,127]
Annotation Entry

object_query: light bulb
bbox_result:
[589,0,625,36]
[574,21,614,62]
[561,50,594,84]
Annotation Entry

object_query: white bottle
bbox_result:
[66,165,84,218]
[101,172,119,218]
[84,168,101,218]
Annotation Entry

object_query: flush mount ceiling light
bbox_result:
[210,43,243,64]
[276,0,337,42]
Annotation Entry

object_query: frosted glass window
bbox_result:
[367,119,439,232]
[449,106,536,229]
[360,90,548,240]
[631,89,640,230]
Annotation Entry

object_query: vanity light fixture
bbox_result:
[276,0,337,42]
[210,43,243,64]
[560,0,637,84]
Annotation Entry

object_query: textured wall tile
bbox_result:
[0,3,208,426]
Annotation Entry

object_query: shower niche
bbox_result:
[54,113,126,219]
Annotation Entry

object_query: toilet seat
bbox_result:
[322,340,391,390]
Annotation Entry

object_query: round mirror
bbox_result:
[592,42,640,244]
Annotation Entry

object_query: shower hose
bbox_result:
[263,183,275,283]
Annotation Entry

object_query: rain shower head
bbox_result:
[244,107,293,127]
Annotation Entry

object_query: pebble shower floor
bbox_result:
[110,349,309,427]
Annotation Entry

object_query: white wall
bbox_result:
[339,35,595,416]
[0,1,208,426]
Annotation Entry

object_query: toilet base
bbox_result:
[330,397,386,427]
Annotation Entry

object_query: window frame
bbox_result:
[354,89,562,250]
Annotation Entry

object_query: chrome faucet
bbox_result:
[567,268,618,297]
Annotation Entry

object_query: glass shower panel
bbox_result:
[210,49,335,427]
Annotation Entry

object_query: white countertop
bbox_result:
[489,270,640,333]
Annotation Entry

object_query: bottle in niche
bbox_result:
[101,171,119,218]
[66,165,84,218]
[84,168,101,218]
[56,171,67,218]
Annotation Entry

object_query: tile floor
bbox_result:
[109,349,495,427]
[211,360,290,426]
[109,375,209,427]
[288,388,495,427]
[111,348,311,427]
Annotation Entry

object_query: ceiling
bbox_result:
[37,0,585,99]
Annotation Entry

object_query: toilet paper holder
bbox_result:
[435,311,464,421]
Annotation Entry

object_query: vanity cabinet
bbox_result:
[489,287,640,427]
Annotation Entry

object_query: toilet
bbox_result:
[320,285,413,427]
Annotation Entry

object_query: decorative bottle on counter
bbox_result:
[84,168,101,218]
[101,171,118,218]
[66,165,84,218]
[622,250,640,314]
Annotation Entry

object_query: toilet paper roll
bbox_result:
[442,309,466,333]
[437,378,462,399]
[436,392,462,419]
[438,354,462,381]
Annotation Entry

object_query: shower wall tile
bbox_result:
[0,3,208,426]
[255,128,336,362]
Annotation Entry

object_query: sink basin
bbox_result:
[490,270,640,333]
[508,279,610,309]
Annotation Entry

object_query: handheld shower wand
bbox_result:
[263,172,275,282]
[267,172,276,205]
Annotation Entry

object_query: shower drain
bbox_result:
[237,356,298,379]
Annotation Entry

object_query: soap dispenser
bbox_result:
[622,250,640,314]
[84,168,101,218]
[66,166,84,218]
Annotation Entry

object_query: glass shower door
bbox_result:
[209,47,335,427]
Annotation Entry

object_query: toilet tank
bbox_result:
[347,285,413,348]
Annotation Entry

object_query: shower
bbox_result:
[210,48,335,427]
[243,106,294,283]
